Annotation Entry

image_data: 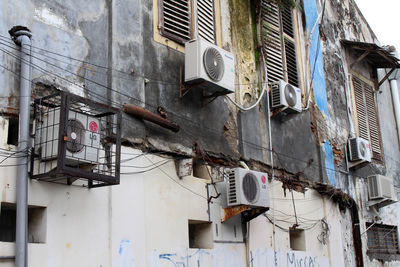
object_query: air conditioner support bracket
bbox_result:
[222,205,269,223]
[202,90,231,107]
[179,67,231,107]
[179,67,207,99]
[367,198,397,209]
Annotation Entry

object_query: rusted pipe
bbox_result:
[122,104,180,132]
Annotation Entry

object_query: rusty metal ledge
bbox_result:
[222,205,269,223]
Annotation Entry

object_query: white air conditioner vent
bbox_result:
[368,175,396,200]
[348,137,371,163]
[37,108,101,165]
[226,168,269,208]
[185,39,235,93]
[271,80,302,113]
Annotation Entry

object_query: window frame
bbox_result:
[158,0,216,45]
[261,0,301,88]
[366,223,400,257]
[350,72,383,161]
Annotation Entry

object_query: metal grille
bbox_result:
[203,47,224,81]
[352,76,382,159]
[368,176,379,198]
[242,173,259,203]
[160,0,192,44]
[227,171,237,204]
[367,223,399,255]
[261,0,299,87]
[31,91,121,188]
[197,0,215,43]
[271,83,282,107]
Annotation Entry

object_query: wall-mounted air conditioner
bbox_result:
[185,39,235,93]
[368,175,396,201]
[271,80,302,113]
[31,91,121,187]
[225,168,269,208]
[348,137,371,163]
[37,108,101,165]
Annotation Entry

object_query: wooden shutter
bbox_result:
[262,0,284,83]
[281,7,299,87]
[261,1,299,86]
[196,0,215,43]
[352,76,382,159]
[160,0,192,44]
[365,83,382,156]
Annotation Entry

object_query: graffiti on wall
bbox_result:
[148,247,328,267]
[149,247,246,267]
[250,249,329,267]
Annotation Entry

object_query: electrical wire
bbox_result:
[1,39,398,185]
[225,82,267,111]
[1,57,395,184]
[0,36,265,87]
[143,154,207,200]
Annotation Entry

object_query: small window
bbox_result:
[262,0,299,87]
[159,0,215,44]
[188,220,213,249]
[289,228,306,251]
[351,75,383,160]
[0,203,47,243]
[7,117,19,146]
[366,223,400,261]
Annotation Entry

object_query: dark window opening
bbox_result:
[7,117,19,146]
[290,228,306,251]
[188,220,213,249]
[0,203,46,243]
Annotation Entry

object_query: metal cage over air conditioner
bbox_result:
[30,91,121,188]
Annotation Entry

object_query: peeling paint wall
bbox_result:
[1,0,400,266]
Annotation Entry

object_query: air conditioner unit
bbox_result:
[225,168,270,208]
[37,108,101,165]
[271,80,302,113]
[368,175,396,201]
[348,137,371,163]
[185,39,235,93]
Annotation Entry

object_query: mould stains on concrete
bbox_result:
[228,0,259,105]
[223,111,239,156]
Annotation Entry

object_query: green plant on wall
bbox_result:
[275,0,298,9]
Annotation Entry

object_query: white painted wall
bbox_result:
[0,140,351,267]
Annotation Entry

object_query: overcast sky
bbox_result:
[355,0,400,50]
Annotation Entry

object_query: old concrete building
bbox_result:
[0,0,399,266]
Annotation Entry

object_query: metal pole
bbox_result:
[389,79,400,144]
[9,26,32,267]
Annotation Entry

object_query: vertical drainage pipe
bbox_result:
[9,26,32,267]
[389,78,400,144]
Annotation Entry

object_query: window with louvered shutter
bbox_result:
[196,0,215,43]
[261,0,299,87]
[352,75,383,160]
[159,0,215,44]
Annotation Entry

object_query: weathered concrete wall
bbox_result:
[0,141,350,266]
[1,0,400,266]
